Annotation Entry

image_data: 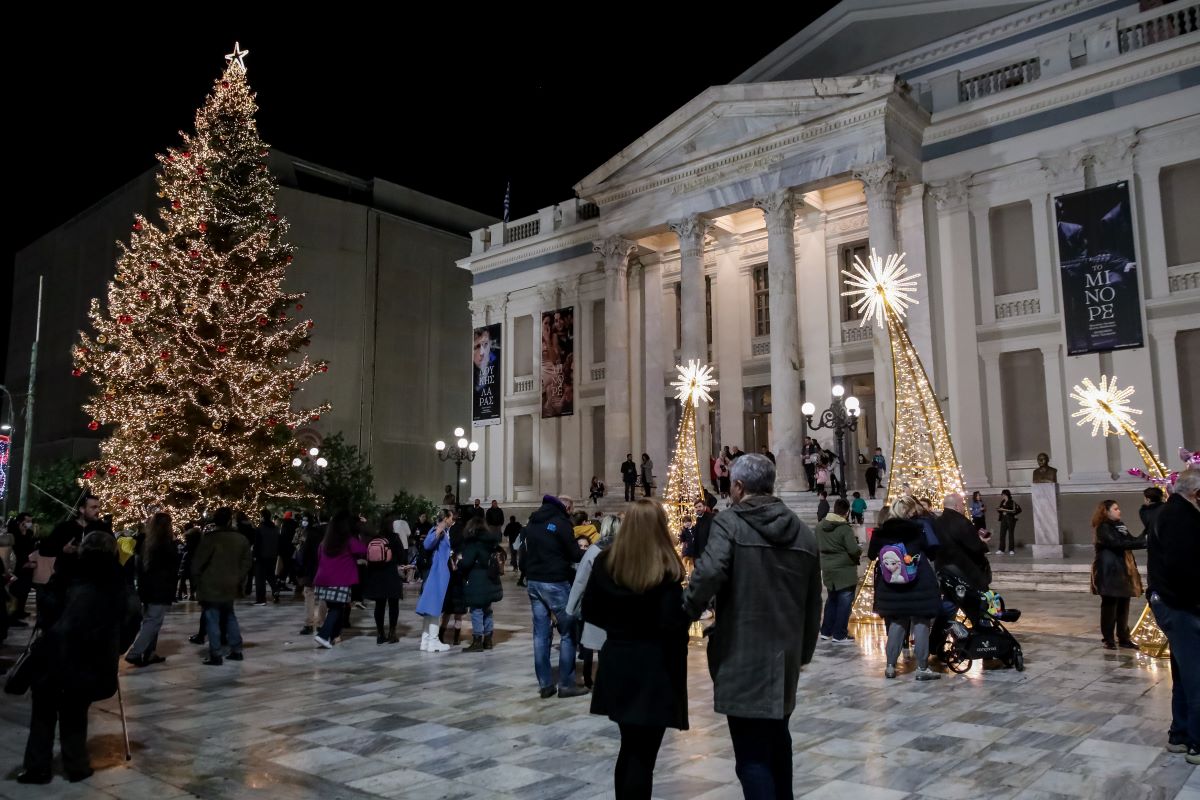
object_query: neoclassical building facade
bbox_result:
[461,0,1200,548]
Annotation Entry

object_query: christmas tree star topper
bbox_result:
[1069,375,1141,438]
[670,360,716,407]
[225,42,250,70]
[841,248,920,328]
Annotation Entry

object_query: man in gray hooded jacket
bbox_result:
[683,453,821,799]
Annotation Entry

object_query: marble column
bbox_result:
[669,215,714,465]
[930,177,988,488]
[642,260,669,471]
[854,158,903,463]
[1040,343,1071,485]
[797,205,832,418]
[753,190,804,491]
[981,349,1007,487]
[1150,325,1184,456]
[628,261,645,457]
[595,236,636,491]
[715,245,745,452]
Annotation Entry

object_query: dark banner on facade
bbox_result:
[540,307,574,418]
[1055,181,1144,355]
[472,323,501,426]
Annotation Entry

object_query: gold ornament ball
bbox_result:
[212,421,222,431]
[158,484,168,494]
[97,335,108,344]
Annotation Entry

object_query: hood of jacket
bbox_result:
[529,496,569,525]
[728,494,802,547]
[816,515,850,534]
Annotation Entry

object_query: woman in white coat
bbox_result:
[567,514,621,689]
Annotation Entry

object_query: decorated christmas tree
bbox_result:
[73,44,329,526]
[663,360,716,538]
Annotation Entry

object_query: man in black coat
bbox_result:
[621,453,639,501]
[41,495,102,561]
[1146,469,1200,764]
[503,515,522,572]
[485,500,505,531]
[683,454,821,797]
[522,494,586,699]
[252,510,281,605]
[1140,487,1166,537]
[18,531,141,784]
[934,495,992,589]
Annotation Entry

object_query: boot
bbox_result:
[483,633,494,650]
[463,636,485,652]
[388,626,399,644]
[452,626,461,646]
[426,623,450,653]
[419,631,430,651]
[437,625,447,644]
[376,628,388,645]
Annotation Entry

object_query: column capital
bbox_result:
[853,157,905,198]
[753,189,797,234]
[929,176,971,212]
[668,215,714,258]
[537,284,560,308]
[593,236,637,274]
[628,259,644,282]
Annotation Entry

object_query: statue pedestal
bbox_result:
[1030,482,1063,559]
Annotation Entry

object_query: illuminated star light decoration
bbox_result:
[842,250,966,622]
[73,48,329,527]
[663,360,716,541]
[225,42,251,70]
[1070,374,1169,657]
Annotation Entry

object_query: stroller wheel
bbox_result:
[941,637,972,674]
[1013,648,1025,672]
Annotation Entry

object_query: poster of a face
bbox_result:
[540,307,574,418]
[1054,182,1144,355]
[472,323,501,426]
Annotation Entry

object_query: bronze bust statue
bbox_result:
[1032,452,1058,484]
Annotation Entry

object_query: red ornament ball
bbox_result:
[149,261,160,270]
[118,314,133,324]
[286,255,294,263]
[159,350,171,360]
[87,420,99,430]
[266,417,278,426]
[220,281,230,291]
[189,249,200,260]
[305,320,314,329]
[198,222,208,232]
[120,499,131,507]
[108,465,120,475]
[151,433,161,442]
[71,368,82,377]
[295,303,303,311]
[217,345,228,353]
[166,155,175,163]
[310,414,320,421]
[182,151,191,159]
[132,222,143,232]
[205,465,216,475]
[171,200,181,210]
[139,291,149,301]
[82,469,96,480]
[222,81,230,89]
[196,166,206,176]
[257,315,269,326]
[267,213,279,222]
[319,364,328,373]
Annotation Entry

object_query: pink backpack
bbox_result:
[366,538,392,563]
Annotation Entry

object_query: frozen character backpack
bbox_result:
[877,543,919,584]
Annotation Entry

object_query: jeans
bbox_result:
[819,587,853,640]
[1100,595,1132,644]
[885,616,931,668]
[527,580,577,689]
[624,481,637,502]
[615,723,666,799]
[23,686,90,775]
[318,602,348,642]
[471,604,494,636]
[203,603,242,658]
[1150,595,1200,747]
[254,559,279,602]
[999,516,1016,551]
[727,716,793,800]
[127,603,168,659]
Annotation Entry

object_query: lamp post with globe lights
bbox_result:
[291,446,328,477]
[802,384,860,497]
[435,427,478,506]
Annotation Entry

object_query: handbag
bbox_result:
[30,552,55,585]
[4,627,43,696]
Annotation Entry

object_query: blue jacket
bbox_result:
[415,527,452,616]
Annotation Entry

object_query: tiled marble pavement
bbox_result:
[0,574,1196,800]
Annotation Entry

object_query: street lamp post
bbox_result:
[802,384,860,498]
[435,427,478,506]
[291,446,328,505]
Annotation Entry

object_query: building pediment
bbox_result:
[575,76,899,203]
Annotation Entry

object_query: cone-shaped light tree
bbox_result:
[663,360,717,538]
[72,44,329,526]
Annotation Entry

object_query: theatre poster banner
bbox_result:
[472,323,501,426]
[540,307,574,418]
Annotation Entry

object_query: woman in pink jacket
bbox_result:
[312,511,368,649]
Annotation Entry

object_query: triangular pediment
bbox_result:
[575,76,895,196]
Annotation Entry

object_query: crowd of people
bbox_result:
[2,453,1197,794]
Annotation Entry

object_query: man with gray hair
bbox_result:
[1147,469,1200,765]
[683,453,821,798]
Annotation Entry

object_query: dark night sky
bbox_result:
[7,8,836,370]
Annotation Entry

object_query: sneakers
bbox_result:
[915,668,942,681]
[1165,741,1188,754]
[226,652,244,661]
[1008,550,1015,555]
[188,633,206,645]
[16,769,52,785]
[1186,746,1200,766]
[885,665,897,679]
[202,655,223,666]
[819,634,831,641]
[831,637,855,645]
[252,601,267,607]
[299,626,314,635]
[425,637,450,653]
[538,687,556,698]
[557,686,590,698]
[313,635,333,649]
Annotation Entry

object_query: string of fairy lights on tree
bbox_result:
[1070,374,1168,657]
[663,360,716,539]
[841,250,967,622]
[73,44,330,526]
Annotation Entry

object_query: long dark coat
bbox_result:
[461,528,504,608]
[583,555,690,730]
[362,530,405,600]
[1091,521,1145,598]
[866,518,942,619]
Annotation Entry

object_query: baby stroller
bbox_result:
[935,570,1024,673]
